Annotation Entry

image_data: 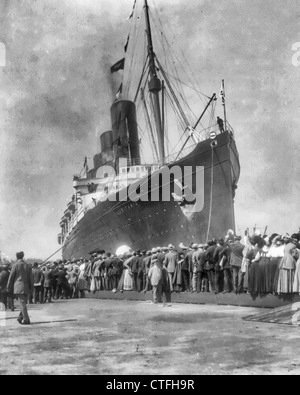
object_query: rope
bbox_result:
[206,146,215,243]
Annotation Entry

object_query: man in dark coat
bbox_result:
[43,264,54,303]
[32,262,44,304]
[194,244,206,293]
[204,240,217,292]
[181,248,191,292]
[110,256,124,293]
[54,266,69,299]
[164,245,178,292]
[229,237,245,294]
[7,252,34,325]
[184,245,194,292]
[128,251,140,292]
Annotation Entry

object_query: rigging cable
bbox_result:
[206,145,215,243]
[151,0,209,106]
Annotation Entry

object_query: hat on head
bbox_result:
[192,243,198,249]
[168,244,174,250]
[16,251,24,260]
[151,248,157,254]
[198,244,205,249]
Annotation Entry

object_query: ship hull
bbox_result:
[62,132,240,259]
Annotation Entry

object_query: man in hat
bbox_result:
[228,236,245,294]
[7,252,34,325]
[183,244,194,292]
[204,240,217,293]
[164,245,177,292]
[110,254,124,293]
[54,265,69,299]
[127,250,141,292]
[32,262,44,304]
[43,264,54,303]
[148,255,163,304]
[181,246,191,292]
[193,244,206,293]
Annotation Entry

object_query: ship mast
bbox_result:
[144,0,165,165]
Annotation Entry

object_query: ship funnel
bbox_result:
[111,99,141,168]
[93,130,114,171]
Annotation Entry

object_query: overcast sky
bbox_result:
[0,0,299,259]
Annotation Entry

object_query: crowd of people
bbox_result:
[1,229,300,315]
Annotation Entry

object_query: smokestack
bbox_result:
[110,99,141,168]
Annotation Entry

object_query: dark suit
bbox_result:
[104,257,114,290]
[110,258,123,290]
[229,242,244,293]
[32,268,44,304]
[205,246,217,292]
[43,269,53,302]
[128,256,140,291]
[213,246,225,293]
[7,260,34,323]
[184,250,194,291]
[54,270,68,299]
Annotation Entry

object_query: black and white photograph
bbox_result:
[0,0,300,378]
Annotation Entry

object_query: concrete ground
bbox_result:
[0,299,300,375]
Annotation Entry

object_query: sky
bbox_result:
[0,0,299,260]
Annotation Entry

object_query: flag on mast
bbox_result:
[220,81,225,106]
[111,58,125,73]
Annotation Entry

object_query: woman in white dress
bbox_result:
[277,235,300,294]
[117,254,134,292]
[78,260,88,298]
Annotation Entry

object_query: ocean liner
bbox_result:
[58,0,240,260]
